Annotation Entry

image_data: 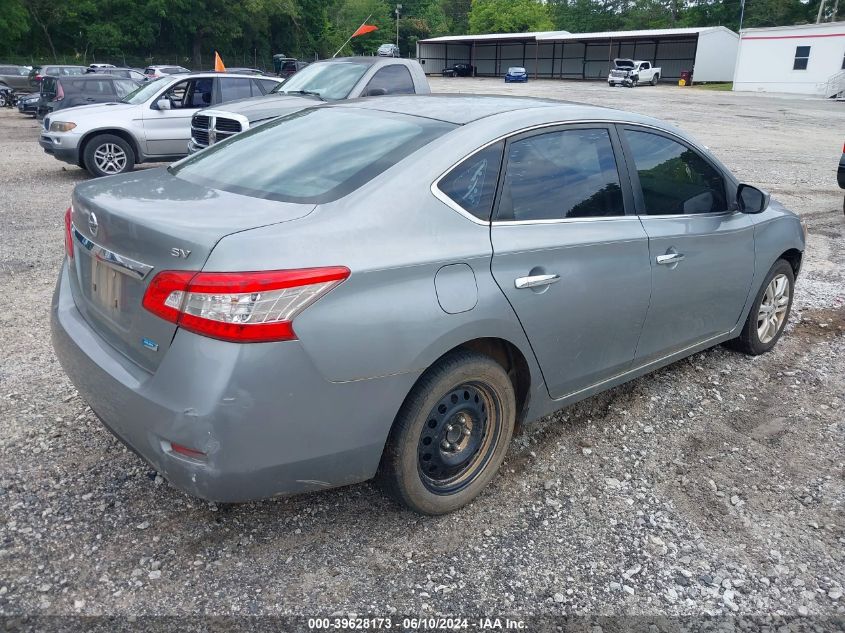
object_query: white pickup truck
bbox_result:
[608,59,661,87]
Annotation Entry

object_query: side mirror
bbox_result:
[737,183,770,214]
[365,87,387,97]
[155,98,171,110]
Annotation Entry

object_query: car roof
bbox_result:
[332,94,666,128]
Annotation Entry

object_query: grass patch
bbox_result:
[690,82,733,91]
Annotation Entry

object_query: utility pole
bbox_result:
[817,0,826,22]
[396,4,402,48]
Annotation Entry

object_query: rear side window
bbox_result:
[219,77,254,102]
[254,78,278,94]
[172,108,455,203]
[365,65,415,95]
[437,142,504,221]
[144,67,154,74]
[497,128,625,221]
[624,129,727,215]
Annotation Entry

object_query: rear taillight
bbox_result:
[34,74,41,82]
[142,267,350,343]
[55,83,64,101]
[64,206,74,259]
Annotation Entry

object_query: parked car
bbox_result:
[37,73,141,120]
[143,65,190,79]
[87,67,148,82]
[189,57,429,152]
[377,43,401,57]
[0,64,33,91]
[608,59,661,87]
[28,65,86,89]
[52,95,806,514]
[275,59,309,79]
[87,63,116,70]
[17,92,41,115]
[442,63,474,78]
[39,72,283,177]
[0,86,18,107]
[504,67,528,83]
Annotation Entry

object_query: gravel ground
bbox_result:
[0,80,844,622]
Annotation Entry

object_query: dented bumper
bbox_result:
[50,261,417,502]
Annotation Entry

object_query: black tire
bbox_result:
[0,94,6,108]
[83,133,135,177]
[377,350,516,515]
[651,74,659,86]
[727,259,795,355]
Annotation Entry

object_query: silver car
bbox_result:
[39,72,283,177]
[51,96,806,515]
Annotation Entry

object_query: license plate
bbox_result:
[90,258,124,313]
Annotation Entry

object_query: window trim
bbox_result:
[793,46,811,71]
[432,119,729,225]
[616,123,735,219]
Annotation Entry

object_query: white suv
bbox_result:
[38,72,282,177]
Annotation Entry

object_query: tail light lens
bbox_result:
[142,267,350,343]
[55,83,64,101]
[34,74,41,82]
[64,206,74,259]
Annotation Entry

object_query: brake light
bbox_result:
[142,267,350,343]
[34,74,41,82]
[55,83,64,101]
[64,207,74,259]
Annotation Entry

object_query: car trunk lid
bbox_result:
[67,168,315,372]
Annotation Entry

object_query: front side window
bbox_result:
[113,79,138,98]
[254,78,278,94]
[219,77,254,102]
[497,128,625,221]
[794,46,811,70]
[365,65,415,95]
[625,129,727,215]
[438,142,504,221]
[163,78,213,108]
[171,108,455,203]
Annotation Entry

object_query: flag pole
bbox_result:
[333,14,373,58]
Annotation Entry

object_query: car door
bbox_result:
[619,126,755,363]
[489,124,652,399]
[142,77,215,156]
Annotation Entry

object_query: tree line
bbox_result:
[0,0,837,68]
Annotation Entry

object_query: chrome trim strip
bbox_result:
[72,225,154,280]
[430,118,721,226]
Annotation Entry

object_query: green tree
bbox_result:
[468,0,554,34]
[0,0,28,50]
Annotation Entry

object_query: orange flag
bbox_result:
[352,24,378,38]
[214,51,226,72]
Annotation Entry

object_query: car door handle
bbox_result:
[656,253,685,265]
[515,274,560,289]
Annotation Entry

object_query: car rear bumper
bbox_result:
[39,134,80,164]
[50,261,416,502]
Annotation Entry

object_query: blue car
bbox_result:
[504,67,528,83]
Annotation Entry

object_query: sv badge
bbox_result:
[170,247,192,259]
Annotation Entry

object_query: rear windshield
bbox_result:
[171,107,455,203]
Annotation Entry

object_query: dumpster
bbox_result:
[679,70,692,86]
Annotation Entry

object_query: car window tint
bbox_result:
[365,65,415,95]
[497,128,625,221]
[438,142,504,221]
[220,77,253,101]
[172,108,455,203]
[254,78,276,94]
[625,130,727,215]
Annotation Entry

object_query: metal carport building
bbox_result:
[417,26,739,82]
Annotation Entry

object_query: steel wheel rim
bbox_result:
[93,143,127,174]
[757,273,790,344]
[417,382,502,495]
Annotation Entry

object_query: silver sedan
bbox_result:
[51,95,806,514]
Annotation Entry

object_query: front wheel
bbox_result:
[727,259,794,355]
[377,350,516,515]
[83,133,136,177]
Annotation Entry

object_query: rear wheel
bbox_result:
[727,259,794,355]
[651,74,660,86]
[83,133,135,177]
[378,350,516,515]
